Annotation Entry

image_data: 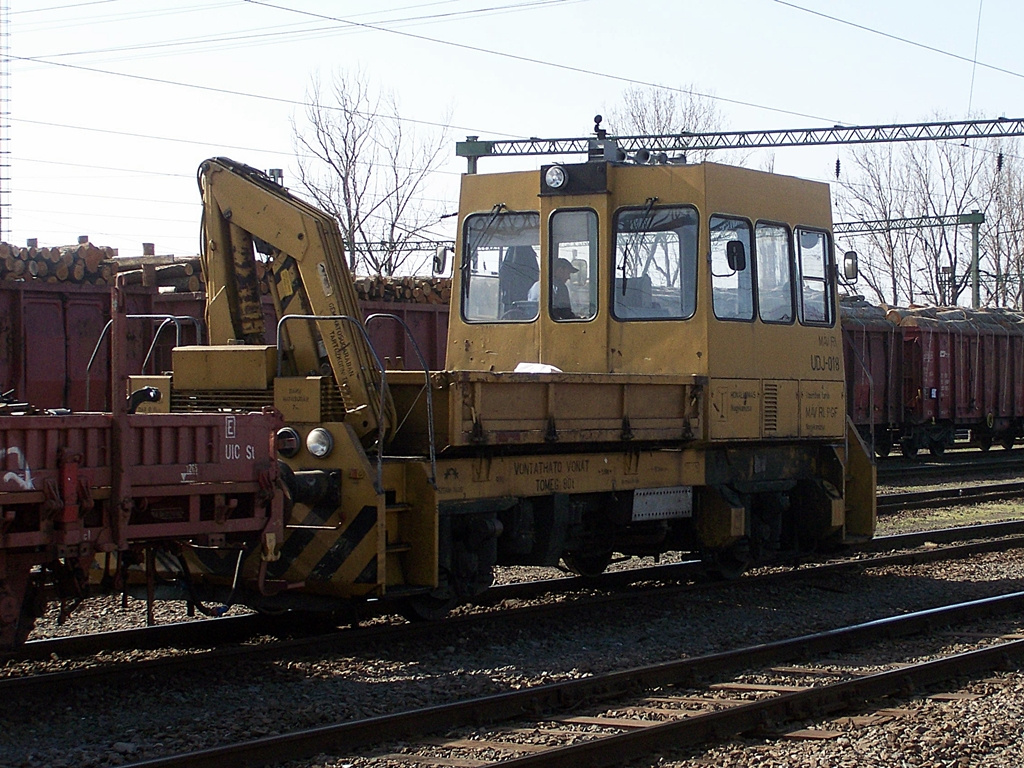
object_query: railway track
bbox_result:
[118,591,1024,768]
[8,469,1018,664]
[878,448,1024,481]
[878,481,1024,513]
[6,520,1024,700]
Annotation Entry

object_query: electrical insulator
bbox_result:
[835,158,841,179]
[997,152,1004,172]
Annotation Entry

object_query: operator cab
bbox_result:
[448,147,847,391]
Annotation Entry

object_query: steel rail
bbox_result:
[119,590,1024,768]
[6,523,1024,700]
[879,481,1024,513]
[9,520,1024,666]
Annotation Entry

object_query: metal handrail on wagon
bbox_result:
[85,314,204,410]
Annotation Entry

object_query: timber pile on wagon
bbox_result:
[352,274,452,304]
[0,240,118,285]
[117,255,203,292]
[3,242,452,303]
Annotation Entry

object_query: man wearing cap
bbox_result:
[528,257,578,320]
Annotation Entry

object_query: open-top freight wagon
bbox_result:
[843,298,1024,456]
[0,291,284,647]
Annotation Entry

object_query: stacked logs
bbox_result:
[352,275,452,304]
[253,262,451,304]
[1,241,451,302]
[117,255,202,293]
[0,241,118,285]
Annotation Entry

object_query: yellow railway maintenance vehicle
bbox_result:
[155,128,875,619]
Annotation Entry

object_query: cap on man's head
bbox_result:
[554,257,579,274]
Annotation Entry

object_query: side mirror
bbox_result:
[843,250,858,281]
[433,246,449,275]
[726,240,747,272]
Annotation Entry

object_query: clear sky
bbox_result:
[8,0,1023,262]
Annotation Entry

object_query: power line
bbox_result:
[14,2,237,32]
[9,53,489,137]
[13,155,193,177]
[13,207,195,223]
[243,0,842,125]
[966,0,985,113]
[14,187,200,206]
[30,0,583,61]
[13,183,458,209]
[10,0,123,14]
[12,117,466,177]
[12,117,293,156]
[773,0,1024,82]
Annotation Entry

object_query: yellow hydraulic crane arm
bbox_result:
[198,156,394,444]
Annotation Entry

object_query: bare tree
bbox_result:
[902,136,992,306]
[293,69,450,275]
[605,84,730,164]
[835,143,918,305]
[836,115,1008,308]
[978,143,1024,308]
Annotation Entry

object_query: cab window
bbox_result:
[710,216,754,321]
[547,209,597,321]
[755,222,794,324]
[461,211,540,322]
[613,205,698,320]
[796,228,835,326]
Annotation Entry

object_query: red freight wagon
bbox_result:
[0,282,202,412]
[888,307,1024,456]
[0,282,450,414]
[840,299,902,457]
[0,295,284,648]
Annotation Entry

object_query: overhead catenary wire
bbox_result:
[24,0,585,60]
[774,0,1023,83]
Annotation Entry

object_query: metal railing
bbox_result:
[85,314,203,410]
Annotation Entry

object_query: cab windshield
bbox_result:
[461,210,540,322]
[613,205,699,320]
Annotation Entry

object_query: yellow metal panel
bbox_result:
[709,379,761,440]
[730,506,746,537]
[843,415,877,540]
[273,423,386,598]
[695,486,745,549]
[762,380,799,438]
[432,448,705,501]
[393,462,440,590]
[830,497,845,528]
[443,371,703,447]
[172,345,276,390]
[127,376,171,413]
[799,381,845,437]
[703,162,832,230]
[274,376,324,422]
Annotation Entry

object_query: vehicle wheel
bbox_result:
[928,439,946,457]
[702,541,751,580]
[1002,438,1016,450]
[562,550,613,578]
[900,438,919,458]
[875,437,892,459]
[399,591,458,622]
[976,432,993,451]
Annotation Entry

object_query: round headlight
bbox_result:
[276,427,301,459]
[305,427,334,458]
[545,165,567,190]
